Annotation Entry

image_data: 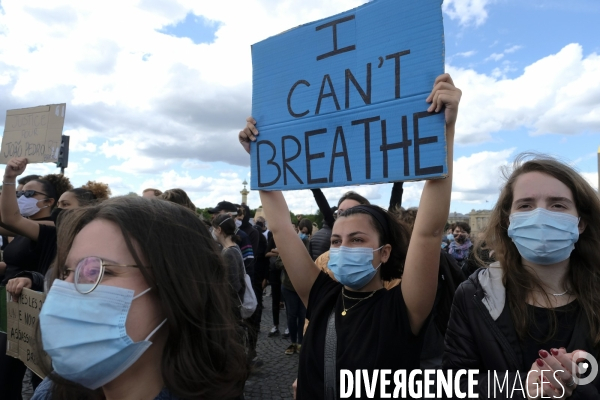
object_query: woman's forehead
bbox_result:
[23,181,43,192]
[332,214,375,235]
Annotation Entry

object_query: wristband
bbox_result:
[2,182,16,185]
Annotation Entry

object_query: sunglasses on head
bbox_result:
[16,190,48,198]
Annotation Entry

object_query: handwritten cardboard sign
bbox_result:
[0,103,66,164]
[6,288,49,379]
[250,0,446,190]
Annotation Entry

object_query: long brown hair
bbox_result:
[40,196,249,399]
[481,154,600,345]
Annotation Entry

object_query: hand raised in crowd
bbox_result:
[526,348,579,399]
[6,277,33,302]
[239,116,258,154]
[4,157,28,179]
[426,73,461,127]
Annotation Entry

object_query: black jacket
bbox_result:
[444,266,599,399]
[308,221,331,261]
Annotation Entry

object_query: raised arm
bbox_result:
[311,189,335,228]
[239,118,320,305]
[401,74,461,335]
[1,158,44,240]
[388,182,404,211]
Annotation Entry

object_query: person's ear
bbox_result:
[380,244,392,264]
[578,218,587,235]
[41,198,55,208]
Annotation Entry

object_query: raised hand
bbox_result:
[426,73,461,127]
[4,157,28,179]
[238,116,258,154]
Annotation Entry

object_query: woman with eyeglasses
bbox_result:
[0,157,73,399]
[239,74,461,399]
[29,196,248,400]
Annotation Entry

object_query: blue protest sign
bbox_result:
[250,0,445,190]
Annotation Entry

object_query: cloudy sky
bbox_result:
[0,0,598,215]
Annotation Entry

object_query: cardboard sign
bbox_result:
[6,288,49,379]
[250,0,446,190]
[0,103,66,163]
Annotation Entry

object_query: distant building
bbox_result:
[447,212,469,226]
[469,209,492,238]
[447,210,492,239]
[240,180,249,205]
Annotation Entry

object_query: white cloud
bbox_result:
[455,50,476,58]
[486,52,504,62]
[582,172,599,191]
[442,0,494,27]
[504,45,522,54]
[451,148,515,202]
[450,44,600,144]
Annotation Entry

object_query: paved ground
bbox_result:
[244,287,299,400]
[21,287,298,400]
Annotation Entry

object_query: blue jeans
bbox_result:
[281,285,306,344]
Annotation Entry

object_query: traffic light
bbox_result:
[56,135,70,169]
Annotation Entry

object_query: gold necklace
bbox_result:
[341,287,377,316]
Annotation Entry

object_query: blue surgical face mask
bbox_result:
[327,246,383,290]
[507,208,580,265]
[299,232,307,240]
[39,280,167,389]
[446,233,454,242]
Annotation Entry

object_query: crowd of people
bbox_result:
[0,73,596,400]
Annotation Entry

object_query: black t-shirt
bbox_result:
[2,224,57,285]
[520,300,580,370]
[297,272,427,400]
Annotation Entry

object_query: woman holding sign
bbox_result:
[239,73,461,399]
[0,158,72,400]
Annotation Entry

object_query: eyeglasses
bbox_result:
[16,190,48,198]
[63,256,141,294]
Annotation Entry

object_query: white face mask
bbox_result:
[18,196,46,217]
[235,220,242,228]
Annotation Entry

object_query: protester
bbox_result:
[142,188,162,199]
[266,235,284,337]
[0,157,72,399]
[308,217,332,261]
[158,188,196,213]
[212,214,246,319]
[16,174,41,191]
[239,73,460,398]
[6,180,111,294]
[57,181,111,210]
[255,216,270,241]
[208,201,255,274]
[31,196,248,399]
[237,204,263,359]
[444,155,600,398]
[274,244,307,355]
[313,192,371,275]
[447,221,472,273]
[297,218,312,250]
